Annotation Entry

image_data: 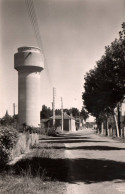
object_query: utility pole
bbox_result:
[53,87,56,127]
[79,111,81,129]
[61,97,63,131]
[13,103,16,117]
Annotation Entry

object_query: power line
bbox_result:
[25,0,42,48]
[25,0,52,85]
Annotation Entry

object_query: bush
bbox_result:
[39,127,48,135]
[0,126,18,165]
[47,127,57,136]
[22,125,40,134]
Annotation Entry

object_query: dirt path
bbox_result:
[64,129,125,194]
[10,129,125,193]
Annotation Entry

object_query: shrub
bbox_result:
[0,126,18,165]
[39,127,48,135]
[22,125,40,134]
[47,127,57,136]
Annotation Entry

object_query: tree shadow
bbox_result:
[40,138,108,143]
[7,157,125,184]
[66,146,125,151]
[39,139,108,144]
[39,134,108,144]
[37,145,125,151]
[39,136,91,141]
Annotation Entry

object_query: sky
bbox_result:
[0,0,125,120]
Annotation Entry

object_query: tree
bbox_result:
[0,111,13,126]
[69,107,79,118]
[82,22,125,136]
[82,58,122,135]
[80,107,89,122]
[55,109,61,115]
[40,105,52,119]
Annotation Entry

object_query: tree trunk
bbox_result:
[105,117,108,136]
[97,124,100,134]
[117,103,121,136]
[122,127,124,138]
[111,127,113,136]
[107,119,109,136]
[96,122,99,133]
[101,122,104,135]
[114,114,119,137]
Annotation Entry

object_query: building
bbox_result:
[49,113,76,132]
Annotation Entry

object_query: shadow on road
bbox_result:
[8,156,125,184]
[40,145,125,151]
[39,139,108,144]
[39,134,108,144]
[39,136,91,141]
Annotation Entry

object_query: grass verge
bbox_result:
[0,141,67,194]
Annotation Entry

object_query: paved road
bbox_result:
[40,128,125,194]
[64,128,125,194]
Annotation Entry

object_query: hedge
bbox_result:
[0,126,18,166]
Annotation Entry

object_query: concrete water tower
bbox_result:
[14,46,44,128]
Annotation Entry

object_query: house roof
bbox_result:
[41,119,49,122]
[50,114,75,120]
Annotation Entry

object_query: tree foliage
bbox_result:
[0,126,18,165]
[80,107,89,121]
[82,22,125,121]
[40,105,80,119]
[69,107,79,118]
[0,111,16,126]
[40,105,52,119]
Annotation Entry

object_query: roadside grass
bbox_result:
[0,142,67,194]
[0,173,66,194]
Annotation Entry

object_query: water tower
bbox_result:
[14,46,44,128]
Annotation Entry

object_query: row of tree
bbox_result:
[82,22,125,136]
[40,105,89,122]
[0,106,89,127]
[0,111,18,126]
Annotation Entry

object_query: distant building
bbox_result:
[49,113,76,131]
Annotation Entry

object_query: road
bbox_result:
[40,128,125,194]
[64,128,125,194]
